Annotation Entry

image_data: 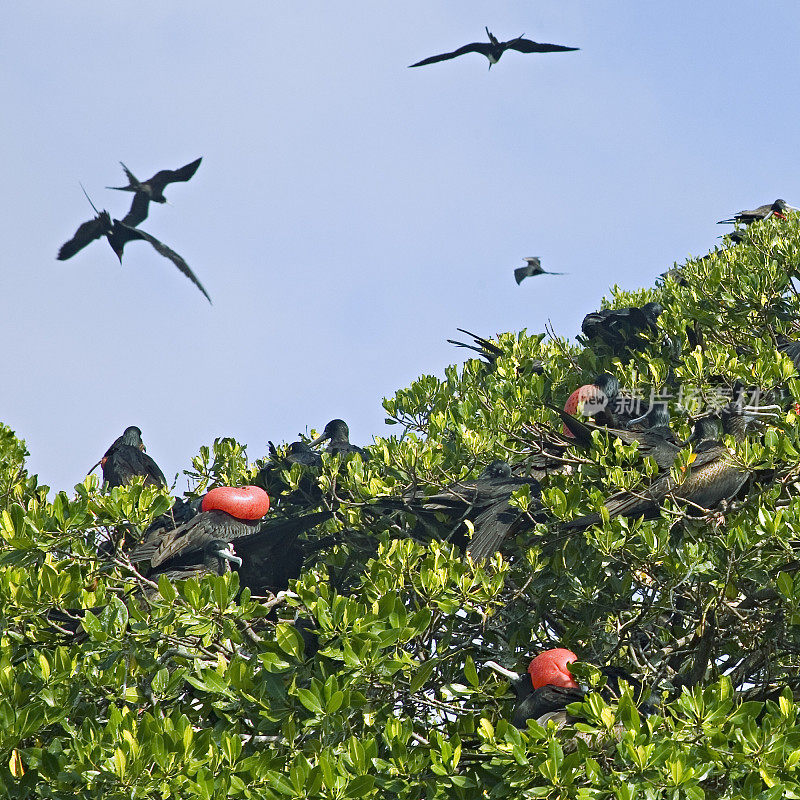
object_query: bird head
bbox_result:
[311,419,349,446]
[119,426,145,450]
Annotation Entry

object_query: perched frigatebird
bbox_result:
[717,199,796,226]
[580,303,663,357]
[486,649,655,729]
[57,189,212,303]
[576,372,643,428]
[514,257,564,285]
[561,403,780,530]
[107,157,202,204]
[383,460,542,561]
[310,420,369,458]
[131,507,333,592]
[409,27,578,69]
[280,441,324,468]
[448,328,545,375]
[556,402,683,472]
[255,441,324,510]
[89,426,166,489]
[131,510,257,573]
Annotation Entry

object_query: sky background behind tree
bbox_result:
[2,1,799,491]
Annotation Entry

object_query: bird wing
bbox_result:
[57,215,110,260]
[448,328,504,362]
[409,42,490,67]
[514,267,531,285]
[120,192,151,228]
[147,157,203,191]
[107,162,139,191]
[506,39,579,53]
[465,499,520,563]
[119,224,212,303]
[717,205,768,225]
[148,511,254,568]
[104,446,166,488]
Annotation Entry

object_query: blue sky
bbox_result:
[2,2,799,491]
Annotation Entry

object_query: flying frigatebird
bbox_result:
[514,257,565,285]
[57,187,212,303]
[107,157,202,204]
[409,27,578,69]
[717,199,796,226]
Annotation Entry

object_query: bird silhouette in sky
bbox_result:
[409,27,578,69]
[57,187,212,303]
[107,157,202,204]
[514,257,565,285]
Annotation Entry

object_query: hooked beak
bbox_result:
[731,403,782,419]
[87,458,104,475]
[216,545,243,569]
[309,432,330,448]
[485,660,523,681]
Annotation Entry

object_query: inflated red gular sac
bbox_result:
[202,485,270,519]
[131,486,271,575]
[485,648,655,729]
[528,648,579,689]
[562,385,608,437]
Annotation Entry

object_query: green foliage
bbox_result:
[2,217,800,797]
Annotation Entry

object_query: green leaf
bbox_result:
[296,688,323,714]
[410,659,436,693]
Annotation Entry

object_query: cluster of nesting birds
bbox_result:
[85,201,797,728]
[57,158,211,303]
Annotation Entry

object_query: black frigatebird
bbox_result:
[579,372,643,428]
[310,420,369,458]
[556,402,683,472]
[255,441,324,509]
[448,328,504,367]
[514,257,565,285]
[717,199,796,226]
[131,508,334,592]
[131,510,254,573]
[280,441,324,468]
[386,460,542,562]
[561,403,780,530]
[486,656,654,729]
[107,157,202,204]
[57,188,212,303]
[231,511,333,593]
[89,425,167,489]
[447,328,545,374]
[409,27,578,69]
[580,303,663,357]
